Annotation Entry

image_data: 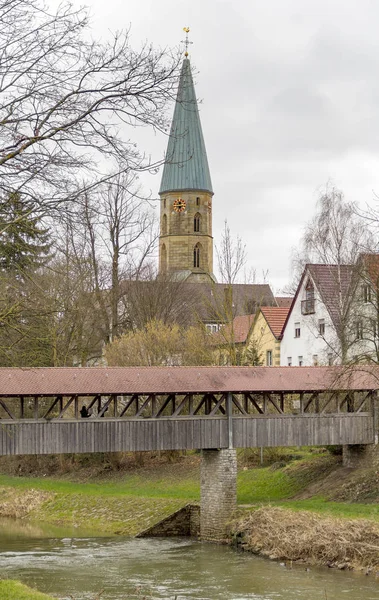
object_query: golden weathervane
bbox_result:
[182,27,193,57]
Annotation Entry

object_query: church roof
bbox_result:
[159,58,213,195]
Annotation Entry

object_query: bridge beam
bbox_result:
[200,449,237,541]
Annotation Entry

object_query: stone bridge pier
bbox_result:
[200,449,237,541]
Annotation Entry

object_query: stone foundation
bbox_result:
[136,504,200,538]
[200,448,237,542]
[343,444,379,468]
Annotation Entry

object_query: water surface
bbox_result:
[0,518,378,600]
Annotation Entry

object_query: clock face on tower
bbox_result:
[173,198,186,213]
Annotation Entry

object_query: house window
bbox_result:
[193,243,200,268]
[318,319,325,336]
[196,196,200,206]
[328,353,333,366]
[206,323,219,333]
[287,357,292,366]
[301,279,315,314]
[194,213,201,232]
[294,322,300,338]
[266,350,273,366]
[363,285,371,303]
[356,321,363,340]
[298,356,303,366]
[313,354,318,366]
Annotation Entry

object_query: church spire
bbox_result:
[159,56,213,195]
[158,36,215,284]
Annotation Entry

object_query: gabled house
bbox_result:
[351,253,379,362]
[211,306,289,366]
[280,263,355,366]
[248,306,290,366]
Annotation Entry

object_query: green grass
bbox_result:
[237,466,302,503]
[275,498,379,521]
[1,452,378,533]
[0,580,54,600]
[0,472,200,500]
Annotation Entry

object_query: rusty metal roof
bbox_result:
[0,366,378,396]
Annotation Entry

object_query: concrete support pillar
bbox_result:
[200,448,237,542]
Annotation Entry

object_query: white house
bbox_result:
[280,264,353,366]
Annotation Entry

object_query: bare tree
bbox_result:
[94,174,158,340]
[0,0,180,209]
[216,220,247,285]
[293,186,374,364]
[122,265,198,331]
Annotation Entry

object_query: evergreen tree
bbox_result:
[0,192,51,274]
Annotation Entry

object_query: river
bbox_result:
[0,518,378,600]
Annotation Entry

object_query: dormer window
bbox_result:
[301,279,315,314]
[363,284,371,303]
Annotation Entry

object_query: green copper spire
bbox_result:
[159,58,213,195]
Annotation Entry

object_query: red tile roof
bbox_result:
[211,314,255,346]
[260,307,290,339]
[0,365,378,395]
[359,253,379,288]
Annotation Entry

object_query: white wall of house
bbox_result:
[280,271,338,366]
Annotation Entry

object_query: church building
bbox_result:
[159,53,215,283]
[156,44,278,335]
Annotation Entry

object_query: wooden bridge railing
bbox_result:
[0,390,374,421]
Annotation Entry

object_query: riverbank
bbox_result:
[232,506,379,573]
[0,580,55,600]
[1,450,379,573]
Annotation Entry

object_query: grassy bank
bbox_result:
[0,580,55,600]
[0,450,379,536]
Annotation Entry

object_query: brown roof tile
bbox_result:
[214,314,255,345]
[275,296,293,308]
[359,253,379,288]
[260,306,291,339]
[0,366,378,395]
[307,264,353,328]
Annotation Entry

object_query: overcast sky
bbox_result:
[74,0,379,293]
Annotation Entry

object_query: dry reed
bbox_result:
[235,506,379,571]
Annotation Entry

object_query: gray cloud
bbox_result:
[72,0,379,291]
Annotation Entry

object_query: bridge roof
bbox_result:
[0,366,378,396]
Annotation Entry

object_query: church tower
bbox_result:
[159,50,215,283]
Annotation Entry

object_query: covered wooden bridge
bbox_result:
[0,365,377,456]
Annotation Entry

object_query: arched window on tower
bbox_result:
[161,244,167,272]
[162,214,167,235]
[194,213,201,233]
[193,243,201,268]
